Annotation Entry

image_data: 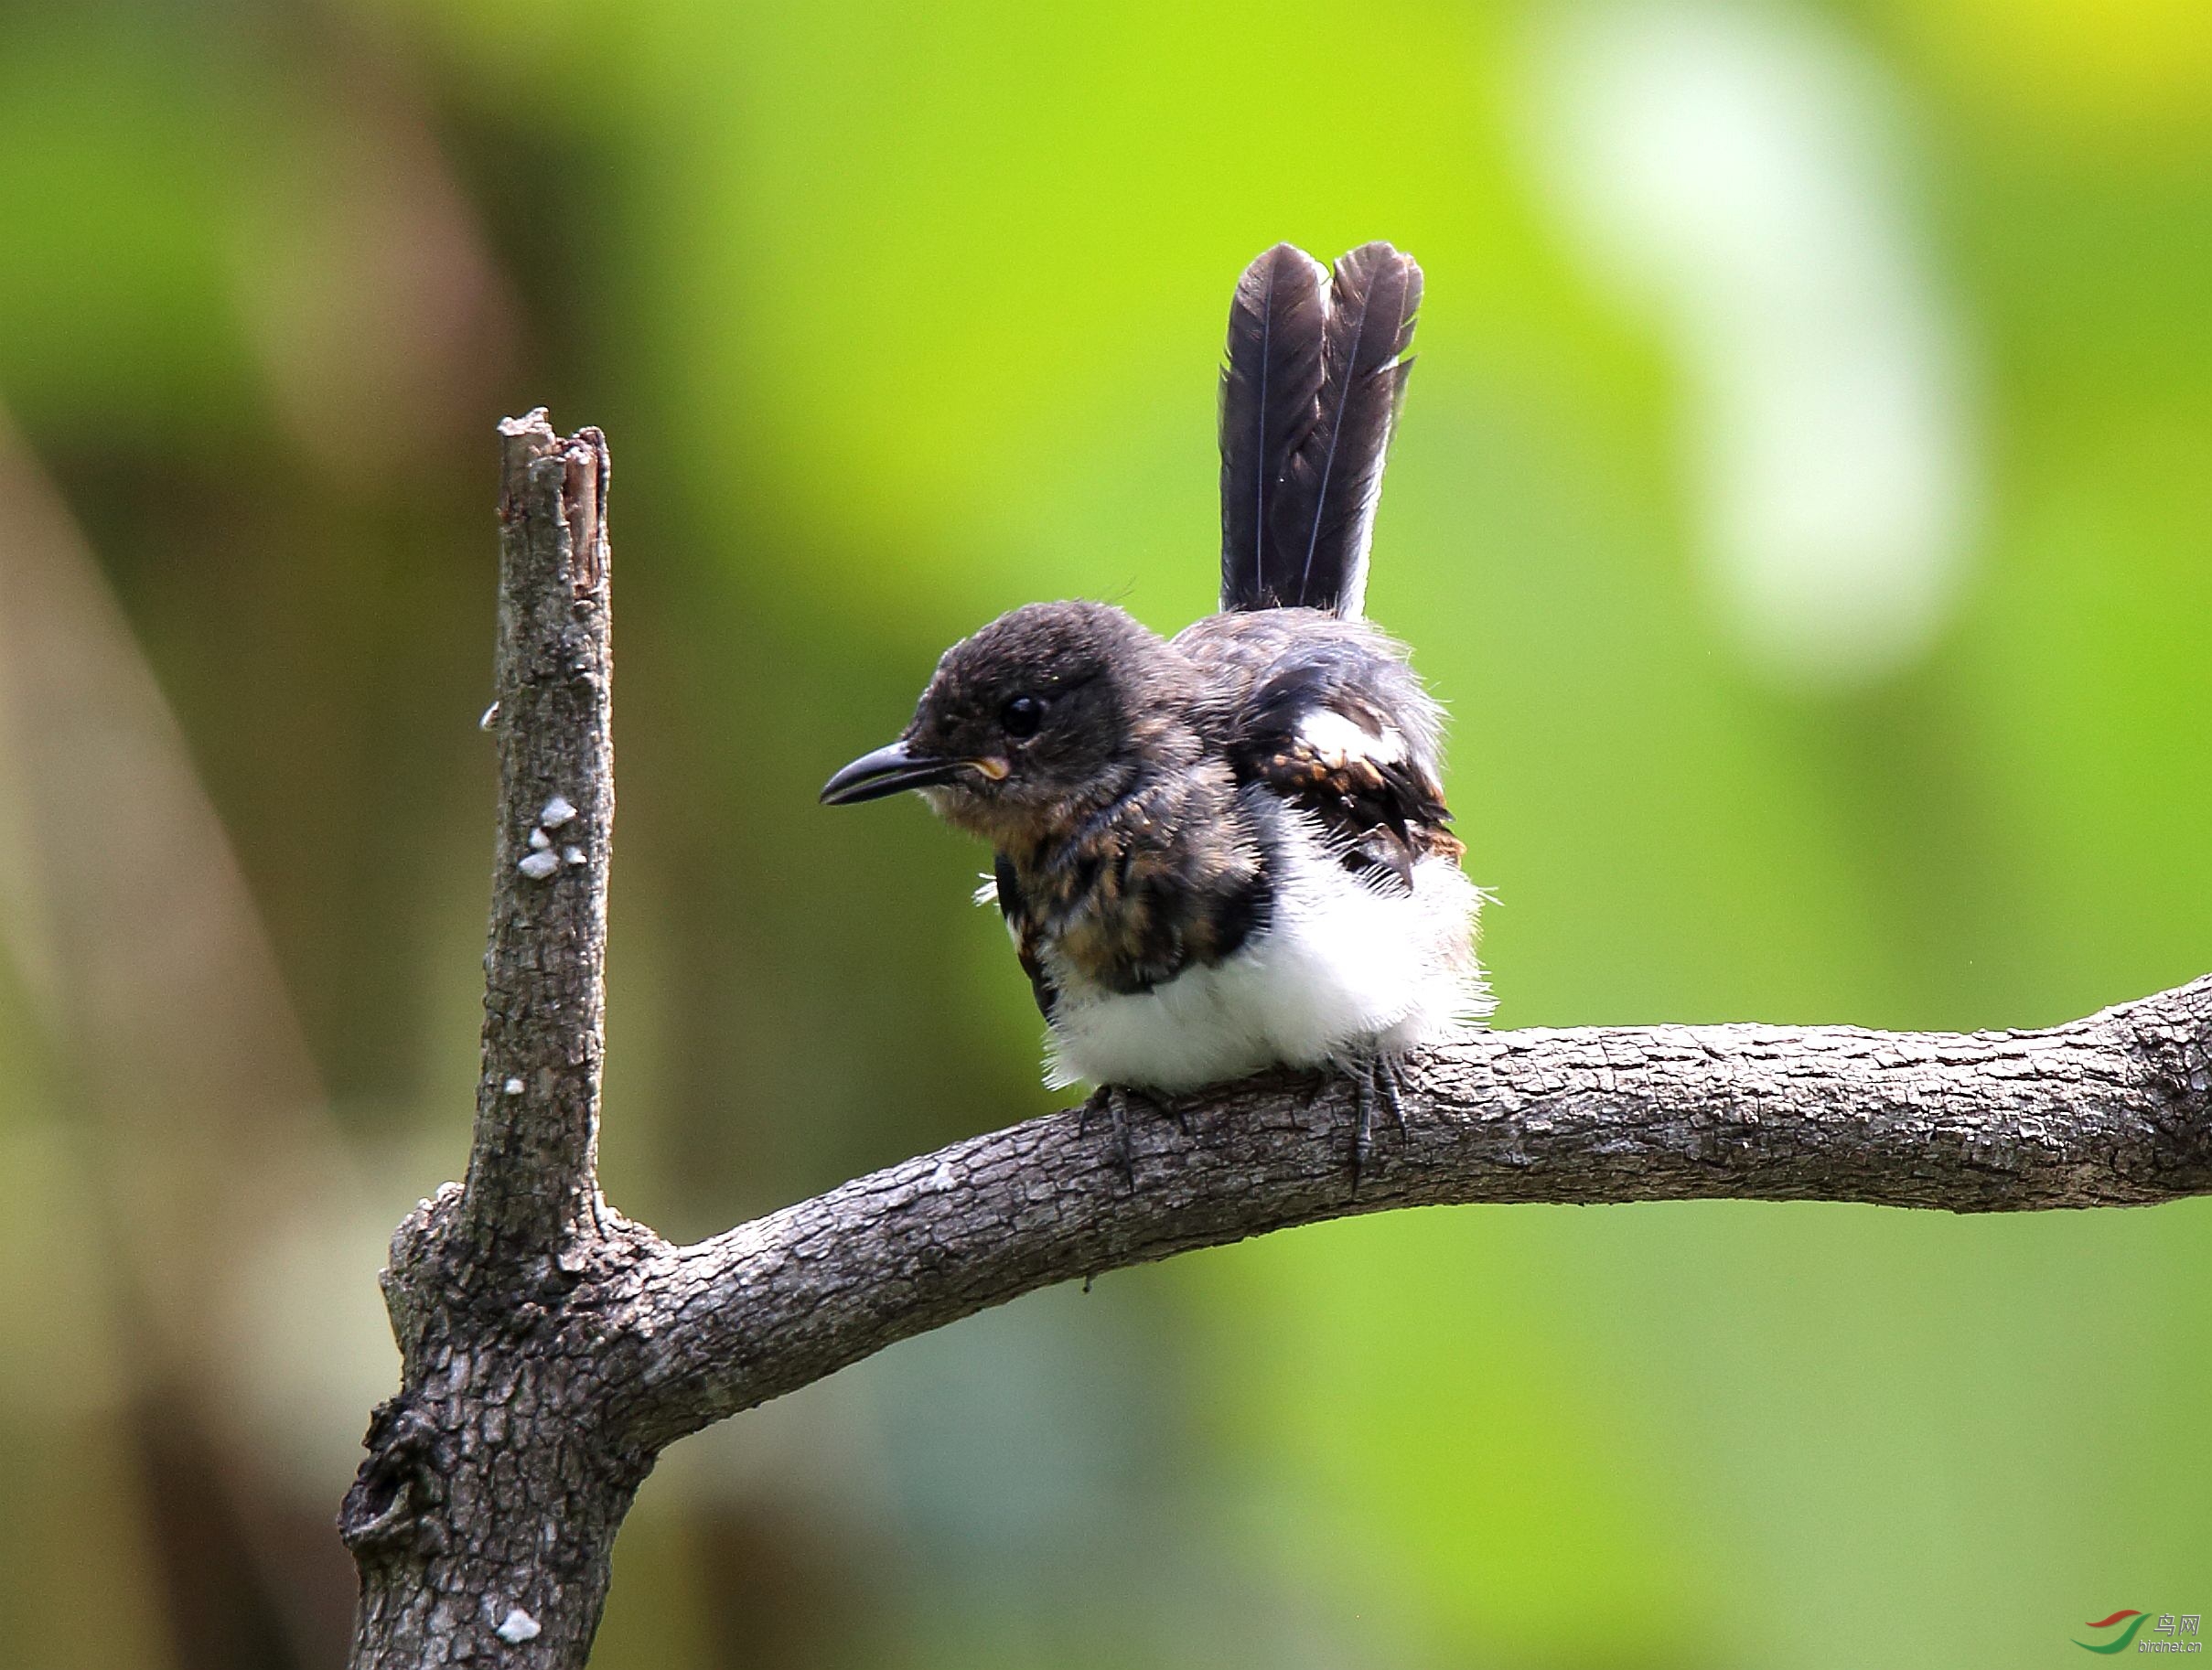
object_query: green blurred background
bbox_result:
[2,0,2208,1664]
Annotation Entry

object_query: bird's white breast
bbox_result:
[1037,792,1488,1091]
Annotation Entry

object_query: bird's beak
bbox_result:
[819,739,970,805]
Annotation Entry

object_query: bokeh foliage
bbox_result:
[0,0,2207,1665]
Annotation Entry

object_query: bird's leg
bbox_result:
[1348,1054,1412,1195]
[1079,1083,1165,1188]
[1350,1073,1375,1195]
[1104,1087,1141,1186]
[1374,1054,1410,1140]
[1077,1083,1117,1145]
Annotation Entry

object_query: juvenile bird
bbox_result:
[821,241,1489,1172]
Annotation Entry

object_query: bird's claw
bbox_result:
[1349,1055,1412,1195]
[1080,1084,1138,1187]
[1079,1083,1176,1189]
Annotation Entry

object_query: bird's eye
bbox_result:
[1000,693,1047,740]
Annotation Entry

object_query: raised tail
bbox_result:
[1218,241,1422,618]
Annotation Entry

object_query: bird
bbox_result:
[821,241,1488,1179]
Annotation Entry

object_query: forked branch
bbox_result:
[340,413,2212,1669]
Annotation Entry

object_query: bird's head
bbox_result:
[821,600,1189,845]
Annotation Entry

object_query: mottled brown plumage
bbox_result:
[828,599,1455,1014]
[905,603,1274,1008]
[821,241,1485,1110]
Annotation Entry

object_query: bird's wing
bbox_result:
[1221,636,1459,894]
[991,855,1059,1021]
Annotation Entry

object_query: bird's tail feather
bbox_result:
[1218,244,1327,613]
[1218,241,1422,618]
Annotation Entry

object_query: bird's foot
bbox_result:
[1079,1083,1172,1189]
[1348,1054,1412,1195]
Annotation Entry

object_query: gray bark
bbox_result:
[340,412,2212,1668]
[341,412,635,1668]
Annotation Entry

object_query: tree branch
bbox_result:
[613,982,2212,1450]
[341,412,2212,1669]
[342,413,639,1670]
[464,412,613,1259]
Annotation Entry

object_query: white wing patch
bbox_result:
[1295,706,1406,766]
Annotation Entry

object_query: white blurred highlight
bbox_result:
[1519,2,1981,689]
